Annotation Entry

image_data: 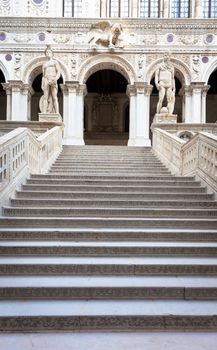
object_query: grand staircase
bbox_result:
[0,145,217,335]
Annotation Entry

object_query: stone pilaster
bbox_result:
[6,80,29,121]
[194,0,202,18]
[201,85,210,123]
[162,0,169,18]
[2,83,12,121]
[61,81,86,145]
[190,82,205,123]
[127,84,137,146]
[183,85,193,123]
[127,82,152,147]
[21,83,34,121]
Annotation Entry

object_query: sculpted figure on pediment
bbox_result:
[88,21,123,50]
[155,52,175,114]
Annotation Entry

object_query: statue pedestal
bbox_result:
[153,113,177,124]
[38,113,62,123]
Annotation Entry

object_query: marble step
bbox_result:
[0,256,217,276]
[30,174,195,181]
[15,190,213,201]
[0,228,216,242]
[1,217,217,229]
[0,241,217,257]
[49,166,170,171]
[4,206,217,218]
[25,178,202,187]
[0,300,217,331]
[11,198,217,209]
[20,184,207,193]
[0,276,216,299]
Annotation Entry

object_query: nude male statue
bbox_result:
[155,53,175,114]
[40,46,60,114]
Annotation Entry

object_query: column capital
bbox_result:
[184,85,193,97]
[190,82,205,93]
[1,83,12,95]
[76,84,87,97]
[134,82,147,94]
[144,84,153,96]
[63,81,80,94]
[202,84,210,96]
[21,83,34,96]
[126,84,137,97]
[7,80,24,92]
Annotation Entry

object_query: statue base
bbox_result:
[153,113,177,124]
[38,113,62,123]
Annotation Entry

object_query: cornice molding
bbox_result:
[0,17,217,31]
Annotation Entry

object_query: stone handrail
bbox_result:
[182,132,217,191]
[152,128,217,192]
[0,126,62,206]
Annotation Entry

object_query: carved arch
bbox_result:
[0,60,10,81]
[78,54,137,84]
[145,57,191,85]
[202,58,217,83]
[22,55,70,84]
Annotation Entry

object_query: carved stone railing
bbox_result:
[152,128,185,175]
[0,126,62,207]
[182,132,217,191]
[152,128,217,192]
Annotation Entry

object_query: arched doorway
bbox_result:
[206,69,217,123]
[0,69,6,120]
[31,73,63,121]
[84,69,129,145]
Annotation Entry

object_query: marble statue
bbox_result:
[88,21,123,49]
[40,45,60,114]
[155,53,175,114]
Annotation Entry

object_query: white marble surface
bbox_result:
[0,332,217,350]
[0,300,216,316]
[0,276,217,287]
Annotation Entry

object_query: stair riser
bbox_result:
[21,185,206,193]
[1,218,216,229]
[0,287,216,300]
[0,246,216,257]
[0,264,217,276]
[26,180,201,187]
[11,199,217,209]
[0,231,216,242]
[31,175,195,181]
[16,192,212,200]
[4,208,217,218]
[0,315,216,332]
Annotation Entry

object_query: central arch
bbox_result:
[78,55,135,145]
[84,69,129,145]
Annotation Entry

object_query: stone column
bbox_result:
[134,82,151,147]
[162,0,169,18]
[194,0,202,18]
[201,85,210,123]
[127,85,137,146]
[76,84,87,145]
[60,84,68,127]
[2,83,12,121]
[131,0,138,17]
[21,84,33,121]
[190,82,205,123]
[7,80,26,121]
[100,0,107,17]
[183,85,192,123]
[61,81,86,145]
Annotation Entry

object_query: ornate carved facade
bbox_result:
[0,0,217,145]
